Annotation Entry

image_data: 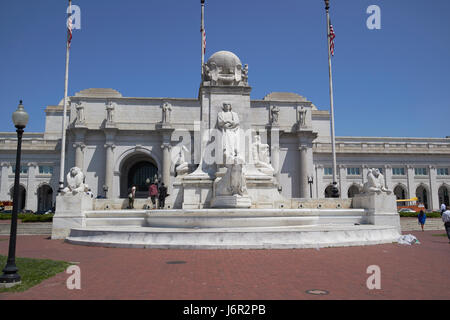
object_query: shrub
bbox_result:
[399,211,441,218]
[0,213,54,222]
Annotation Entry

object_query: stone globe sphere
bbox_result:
[207,51,242,71]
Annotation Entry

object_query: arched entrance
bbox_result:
[37,185,53,213]
[324,185,334,198]
[439,185,449,207]
[347,185,360,198]
[120,153,159,198]
[10,185,26,212]
[394,185,407,200]
[416,185,429,210]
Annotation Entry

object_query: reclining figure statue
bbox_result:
[61,167,89,196]
[362,168,392,195]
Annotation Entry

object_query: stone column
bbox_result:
[104,143,116,199]
[297,130,317,199]
[26,163,38,212]
[103,127,117,199]
[161,143,172,189]
[315,164,324,199]
[384,165,393,190]
[338,165,346,198]
[298,145,309,198]
[270,127,280,188]
[406,165,415,199]
[73,142,85,170]
[429,165,438,211]
[72,127,87,171]
[0,162,10,200]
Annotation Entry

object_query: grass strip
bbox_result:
[0,255,70,293]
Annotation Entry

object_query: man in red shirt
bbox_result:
[149,182,158,209]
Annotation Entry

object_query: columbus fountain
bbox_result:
[52,51,401,249]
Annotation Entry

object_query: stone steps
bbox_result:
[0,223,52,235]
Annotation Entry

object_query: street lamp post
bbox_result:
[308,176,314,199]
[0,101,29,288]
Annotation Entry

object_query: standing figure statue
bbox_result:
[75,102,85,124]
[242,64,249,84]
[217,103,241,164]
[106,101,115,123]
[270,105,280,125]
[162,102,172,124]
[298,107,307,127]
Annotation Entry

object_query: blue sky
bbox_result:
[0,0,449,138]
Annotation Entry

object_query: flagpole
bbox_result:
[58,0,72,192]
[201,0,205,79]
[325,0,339,197]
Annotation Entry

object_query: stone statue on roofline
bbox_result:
[162,102,172,124]
[270,105,280,125]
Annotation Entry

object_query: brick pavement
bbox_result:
[0,229,449,300]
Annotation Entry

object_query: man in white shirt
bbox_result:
[441,203,447,216]
[442,210,450,243]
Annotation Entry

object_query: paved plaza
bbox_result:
[0,227,449,300]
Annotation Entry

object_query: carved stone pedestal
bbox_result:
[352,193,401,232]
[52,193,94,239]
[210,195,252,209]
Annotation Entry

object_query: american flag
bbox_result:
[67,10,73,47]
[329,22,335,56]
[203,29,206,55]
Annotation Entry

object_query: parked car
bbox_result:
[398,208,416,213]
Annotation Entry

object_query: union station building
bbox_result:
[1,51,449,212]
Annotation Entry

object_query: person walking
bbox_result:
[418,210,426,232]
[128,186,136,209]
[441,203,447,216]
[158,183,168,209]
[442,209,450,243]
[149,182,159,209]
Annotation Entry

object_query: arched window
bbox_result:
[127,161,158,197]
[416,185,429,210]
[325,185,334,198]
[438,186,449,207]
[37,185,53,213]
[347,185,360,198]
[10,185,26,212]
[394,185,407,200]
